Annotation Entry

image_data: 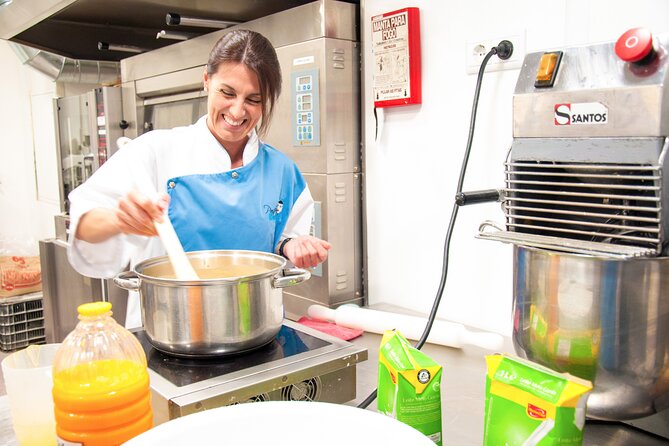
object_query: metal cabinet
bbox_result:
[39,215,127,342]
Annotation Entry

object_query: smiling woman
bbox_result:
[65,29,331,329]
[204,29,281,138]
[203,63,264,166]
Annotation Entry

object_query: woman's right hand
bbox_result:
[75,191,170,243]
[115,191,170,237]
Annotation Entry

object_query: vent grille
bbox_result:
[230,393,269,405]
[280,377,321,402]
[504,161,663,253]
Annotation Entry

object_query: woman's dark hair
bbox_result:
[206,29,282,137]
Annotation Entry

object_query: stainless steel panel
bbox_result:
[513,33,669,138]
[143,90,206,106]
[165,366,357,421]
[120,0,358,82]
[121,81,139,138]
[0,0,76,39]
[508,137,667,164]
[270,38,360,175]
[40,216,127,341]
[39,239,127,342]
[514,86,664,138]
[135,66,205,98]
[283,173,363,319]
[626,410,669,438]
[2,0,354,62]
[54,213,68,241]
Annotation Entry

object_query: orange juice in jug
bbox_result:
[52,302,152,446]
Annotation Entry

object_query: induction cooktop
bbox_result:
[133,319,368,424]
[134,324,330,387]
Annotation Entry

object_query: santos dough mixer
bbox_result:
[477,27,669,431]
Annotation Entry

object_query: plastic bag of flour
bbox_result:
[484,354,592,446]
[377,330,443,445]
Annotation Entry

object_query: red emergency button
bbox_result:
[615,27,654,63]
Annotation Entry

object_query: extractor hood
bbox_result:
[0,0,358,62]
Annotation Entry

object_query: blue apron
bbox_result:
[166,144,307,253]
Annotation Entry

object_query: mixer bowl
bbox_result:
[511,245,669,421]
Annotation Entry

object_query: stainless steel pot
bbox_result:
[512,245,669,420]
[113,250,310,357]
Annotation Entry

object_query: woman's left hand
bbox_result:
[283,236,332,269]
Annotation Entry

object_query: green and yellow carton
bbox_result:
[484,354,593,446]
[377,330,443,445]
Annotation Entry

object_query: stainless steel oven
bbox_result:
[42,86,127,341]
[54,86,124,213]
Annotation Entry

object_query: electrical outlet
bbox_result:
[466,31,526,74]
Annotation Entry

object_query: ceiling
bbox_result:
[1,0,358,61]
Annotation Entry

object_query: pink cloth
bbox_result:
[297,317,364,341]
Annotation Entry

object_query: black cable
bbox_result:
[357,42,511,410]
[415,46,503,349]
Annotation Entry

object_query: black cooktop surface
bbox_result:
[133,325,330,387]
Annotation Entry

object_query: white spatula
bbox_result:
[124,142,199,281]
[153,217,199,280]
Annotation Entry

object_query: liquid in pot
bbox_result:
[145,264,271,280]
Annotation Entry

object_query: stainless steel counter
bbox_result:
[0,396,17,446]
[345,331,669,445]
[1,330,668,445]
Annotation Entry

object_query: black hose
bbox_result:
[357,43,510,410]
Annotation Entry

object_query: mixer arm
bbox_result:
[455,189,503,206]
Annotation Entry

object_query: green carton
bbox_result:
[484,354,592,446]
[377,330,443,445]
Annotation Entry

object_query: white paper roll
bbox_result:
[307,305,503,350]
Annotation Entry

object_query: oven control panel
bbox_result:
[291,69,321,146]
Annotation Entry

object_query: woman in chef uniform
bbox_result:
[67,29,331,328]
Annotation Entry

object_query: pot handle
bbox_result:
[113,271,141,291]
[273,268,311,289]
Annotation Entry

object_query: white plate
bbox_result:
[124,401,436,445]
